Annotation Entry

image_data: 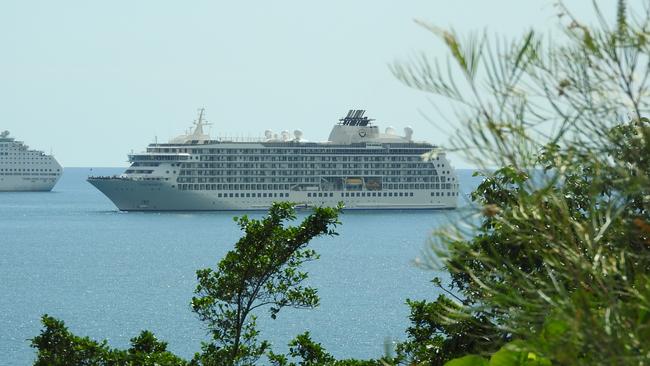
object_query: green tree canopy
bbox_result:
[31,203,342,366]
[191,202,342,366]
[31,315,188,366]
[390,1,650,365]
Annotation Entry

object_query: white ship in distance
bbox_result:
[88,109,459,211]
[0,130,63,192]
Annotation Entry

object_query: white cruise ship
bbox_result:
[88,109,459,211]
[0,130,63,192]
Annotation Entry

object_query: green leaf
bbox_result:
[542,318,568,341]
[445,355,489,366]
[513,31,534,70]
[488,341,551,366]
[489,345,522,366]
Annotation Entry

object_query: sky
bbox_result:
[0,1,636,167]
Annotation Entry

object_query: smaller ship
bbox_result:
[0,130,63,192]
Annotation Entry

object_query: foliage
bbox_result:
[441,341,552,366]
[394,295,504,366]
[268,332,380,366]
[190,202,342,366]
[30,203,342,366]
[391,0,650,365]
[31,314,188,366]
[268,332,335,366]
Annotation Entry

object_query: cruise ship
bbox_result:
[0,130,63,191]
[88,109,459,211]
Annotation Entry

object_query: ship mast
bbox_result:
[193,108,210,136]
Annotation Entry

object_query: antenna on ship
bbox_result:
[339,109,374,126]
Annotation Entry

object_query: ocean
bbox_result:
[0,168,481,365]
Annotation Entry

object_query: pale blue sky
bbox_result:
[0,1,630,167]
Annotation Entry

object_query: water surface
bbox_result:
[0,168,480,364]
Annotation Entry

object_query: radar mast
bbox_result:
[338,109,375,126]
[192,108,211,137]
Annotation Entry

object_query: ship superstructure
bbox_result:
[0,130,62,192]
[88,109,459,210]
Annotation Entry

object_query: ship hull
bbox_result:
[88,178,458,211]
[0,175,61,192]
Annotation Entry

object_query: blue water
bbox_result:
[0,168,481,365]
